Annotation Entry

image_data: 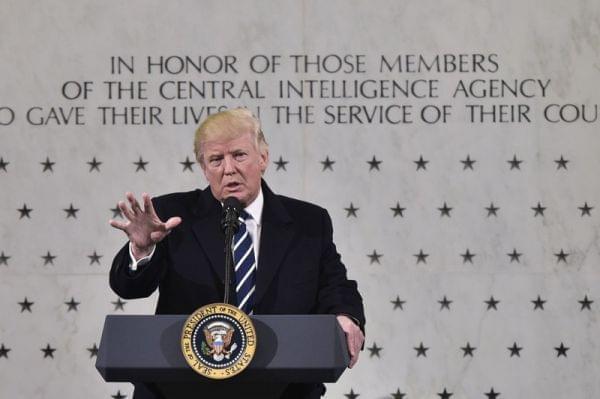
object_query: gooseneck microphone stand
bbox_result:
[221,197,242,305]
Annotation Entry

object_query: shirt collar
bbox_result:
[244,188,263,225]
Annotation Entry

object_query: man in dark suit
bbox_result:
[109,108,365,399]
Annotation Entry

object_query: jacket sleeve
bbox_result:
[108,198,170,299]
[315,209,366,330]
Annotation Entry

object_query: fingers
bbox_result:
[109,219,128,231]
[119,192,150,221]
[152,218,182,241]
[347,334,357,368]
[112,193,181,245]
[142,193,157,216]
[347,328,364,368]
[126,192,143,214]
[164,216,182,230]
[349,358,356,368]
[356,331,364,352]
[118,200,136,221]
[149,217,182,242]
[350,330,364,368]
[336,315,364,369]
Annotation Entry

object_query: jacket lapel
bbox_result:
[190,188,226,284]
[189,182,295,306]
[255,182,294,306]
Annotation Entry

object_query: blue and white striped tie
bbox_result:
[234,210,256,314]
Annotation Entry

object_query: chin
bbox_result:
[221,191,247,204]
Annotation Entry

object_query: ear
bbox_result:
[259,147,269,174]
[196,151,205,171]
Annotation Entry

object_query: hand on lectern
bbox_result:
[109,192,182,260]
[336,315,365,368]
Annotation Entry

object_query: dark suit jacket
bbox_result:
[110,181,365,399]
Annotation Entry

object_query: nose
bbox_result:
[223,155,236,175]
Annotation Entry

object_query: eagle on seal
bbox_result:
[204,326,235,361]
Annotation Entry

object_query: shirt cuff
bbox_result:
[128,243,156,271]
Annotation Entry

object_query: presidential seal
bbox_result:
[181,303,256,379]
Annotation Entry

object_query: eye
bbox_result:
[208,156,223,167]
[233,151,248,161]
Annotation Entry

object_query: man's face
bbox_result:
[200,131,268,206]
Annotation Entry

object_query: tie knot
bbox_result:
[239,210,251,221]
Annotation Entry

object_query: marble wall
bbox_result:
[0,0,598,398]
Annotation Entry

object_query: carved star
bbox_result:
[367,342,382,358]
[17,204,33,219]
[344,389,359,399]
[532,295,546,310]
[41,344,56,359]
[321,156,335,171]
[344,203,359,218]
[0,344,10,358]
[0,251,10,266]
[274,156,288,171]
[578,295,593,311]
[133,156,148,172]
[180,156,194,172]
[485,296,500,310]
[460,154,476,170]
[461,342,476,357]
[390,202,406,217]
[438,296,452,310]
[112,390,127,399]
[531,202,546,217]
[414,342,429,357]
[414,155,429,171]
[578,202,593,216]
[414,249,429,264]
[437,388,453,399]
[554,155,569,170]
[88,251,102,265]
[438,202,452,217]
[87,343,99,358]
[460,249,475,264]
[507,154,523,170]
[554,249,569,263]
[367,250,382,264]
[507,249,522,263]
[18,297,34,312]
[63,203,79,218]
[391,296,406,310]
[42,251,56,265]
[112,298,126,311]
[485,388,500,399]
[554,342,569,357]
[41,156,55,172]
[485,202,500,217]
[367,155,382,171]
[507,342,522,357]
[87,157,102,172]
[65,297,80,312]
[110,204,123,218]
[391,388,406,399]
[0,157,8,171]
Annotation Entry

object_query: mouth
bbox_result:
[225,181,242,191]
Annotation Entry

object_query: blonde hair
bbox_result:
[194,108,268,165]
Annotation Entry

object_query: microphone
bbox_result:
[221,197,242,305]
[221,196,242,234]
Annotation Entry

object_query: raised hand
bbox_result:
[109,192,182,259]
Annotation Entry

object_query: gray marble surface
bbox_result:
[0,0,599,398]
